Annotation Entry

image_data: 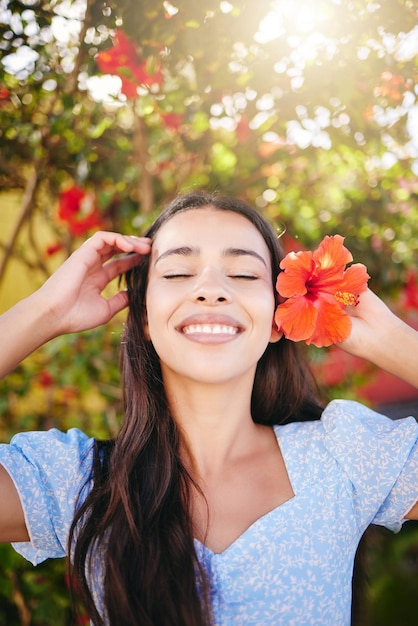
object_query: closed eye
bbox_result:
[163,274,193,279]
[229,275,258,280]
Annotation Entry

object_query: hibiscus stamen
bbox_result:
[334,291,359,307]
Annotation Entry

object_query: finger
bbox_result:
[74,235,151,275]
[101,238,152,261]
[104,252,145,281]
[106,290,130,318]
[95,239,152,270]
[85,232,152,256]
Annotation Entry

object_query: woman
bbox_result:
[0,191,417,625]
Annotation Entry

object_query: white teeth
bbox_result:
[183,324,238,335]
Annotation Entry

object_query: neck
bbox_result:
[162,371,262,478]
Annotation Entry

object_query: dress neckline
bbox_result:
[193,423,299,557]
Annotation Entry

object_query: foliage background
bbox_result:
[0,0,418,623]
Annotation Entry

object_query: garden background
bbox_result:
[0,0,418,623]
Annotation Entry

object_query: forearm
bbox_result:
[339,290,418,388]
[362,317,418,388]
[0,291,60,378]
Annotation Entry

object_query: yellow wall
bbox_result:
[0,192,64,313]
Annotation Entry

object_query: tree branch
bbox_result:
[9,571,31,626]
[133,113,154,214]
[0,167,40,284]
[64,0,94,94]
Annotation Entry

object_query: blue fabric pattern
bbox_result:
[1,399,417,625]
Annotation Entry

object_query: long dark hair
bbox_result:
[69,191,324,625]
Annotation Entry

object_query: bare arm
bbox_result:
[0,231,151,542]
[0,231,151,379]
[0,466,29,542]
[339,289,418,389]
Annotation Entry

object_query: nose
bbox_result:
[193,267,230,304]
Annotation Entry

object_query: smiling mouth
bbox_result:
[182,324,239,336]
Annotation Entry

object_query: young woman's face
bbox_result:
[145,208,281,387]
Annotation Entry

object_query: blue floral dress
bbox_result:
[1,399,417,625]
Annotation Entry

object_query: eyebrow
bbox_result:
[154,245,267,267]
[223,247,267,267]
[154,246,198,265]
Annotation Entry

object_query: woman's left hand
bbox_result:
[338,289,418,388]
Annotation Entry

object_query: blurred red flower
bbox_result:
[58,185,103,236]
[403,270,418,310]
[45,242,64,256]
[236,115,250,143]
[376,72,405,102]
[161,112,184,130]
[274,235,370,348]
[38,371,54,388]
[96,30,162,99]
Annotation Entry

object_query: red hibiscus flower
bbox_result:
[58,185,103,236]
[274,235,370,348]
[96,30,162,99]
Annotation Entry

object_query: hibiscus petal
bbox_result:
[311,236,352,293]
[307,295,352,348]
[338,263,370,296]
[274,296,318,342]
[276,251,315,298]
[313,235,353,270]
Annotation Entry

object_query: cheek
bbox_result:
[144,285,174,345]
[259,292,279,337]
[256,288,276,317]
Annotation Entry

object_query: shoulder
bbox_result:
[319,399,418,455]
[0,427,96,502]
[9,426,93,447]
[320,399,418,493]
[275,400,418,461]
[275,399,418,489]
[275,400,418,532]
[276,398,417,440]
[7,427,94,467]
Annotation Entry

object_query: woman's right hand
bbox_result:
[0,231,151,378]
[37,231,151,334]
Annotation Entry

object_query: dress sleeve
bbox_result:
[0,428,95,565]
[321,399,418,533]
